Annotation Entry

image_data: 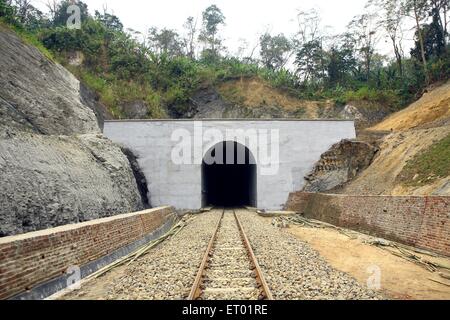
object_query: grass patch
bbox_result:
[293,106,307,118]
[399,134,450,186]
[340,87,401,108]
[66,66,167,119]
[218,85,245,105]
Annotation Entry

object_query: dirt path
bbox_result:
[272,219,450,300]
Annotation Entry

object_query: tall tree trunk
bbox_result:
[189,37,195,59]
[365,49,371,82]
[432,0,447,49]
[442,0,448,48]
[391,35,403,76]
[414,2,429,84]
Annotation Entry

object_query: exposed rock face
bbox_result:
[190,87,234,118]
[79,83,113,131]
[121,147,150,208]
[0,134,144,236]
[188,87,324,119]
[303,140,378,192]
[0,29,98,135]
[0,27,143,236]
[119,100,149,119]
[340,105,365,122]
[340,103,392,130]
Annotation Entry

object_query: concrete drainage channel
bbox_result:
[45,215,189,301]
[15,218,176,301]
[0,207,177,300]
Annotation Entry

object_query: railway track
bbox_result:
[188,209,273,300]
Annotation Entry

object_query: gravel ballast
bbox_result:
[236,209,382,300]
[61,209,382,300]
[201,210,260,300]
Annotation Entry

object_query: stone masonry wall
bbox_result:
[286,192,450,256]
[0,207,175,299]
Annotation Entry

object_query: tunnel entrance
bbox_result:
[202,141,257,208]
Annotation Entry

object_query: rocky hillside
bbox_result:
[302,140,379,192]
[180,77,388,124]
[303,81,450,196]
[0,26,144,236]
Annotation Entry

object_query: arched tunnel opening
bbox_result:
[202,141,257,208]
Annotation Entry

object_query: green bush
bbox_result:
[340,86,401,107]
[146,92,166,118]
[428,51,450,83]
[0,0,15,24]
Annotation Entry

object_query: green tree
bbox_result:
[199,5,225,57]
[327,34,358,85]
[259,33,292,71]
[411,9,447,59]
[0,0,16,23]
[348,13,379,82]
[293,8,328,85]
[1,0,48,30]
[295,39,326,84]
[183,16,197,59]
[429,0,448,49]
[403,0,430,83]
[371,0,405,76]
[94,10,123,32]
[148,27,183,58]
[12,0,31,24]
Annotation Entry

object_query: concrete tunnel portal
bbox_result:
[103,120,356,210]
[202,141,257,208]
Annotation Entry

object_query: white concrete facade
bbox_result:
[104,120,356,210]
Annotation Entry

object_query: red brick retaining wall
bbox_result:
[0,207,175,299]
[286,192,450,256]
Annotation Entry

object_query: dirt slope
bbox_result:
[340,81,450,196]
[217,78,336,118]
[371,81,450,131]
[341,126,450,195]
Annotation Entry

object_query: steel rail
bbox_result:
[233,209,274,300]
[188,208,274,300]
[187,209,224,300]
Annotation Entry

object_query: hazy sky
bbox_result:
[31,0,413,58]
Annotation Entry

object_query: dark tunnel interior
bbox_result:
[202,141,257,208]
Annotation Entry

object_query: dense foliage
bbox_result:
[1,0,448,118]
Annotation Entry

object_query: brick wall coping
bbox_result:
[294,192,450,199]
[0,206,175,300]
[0,206,171,244]
[286,191,450,256]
